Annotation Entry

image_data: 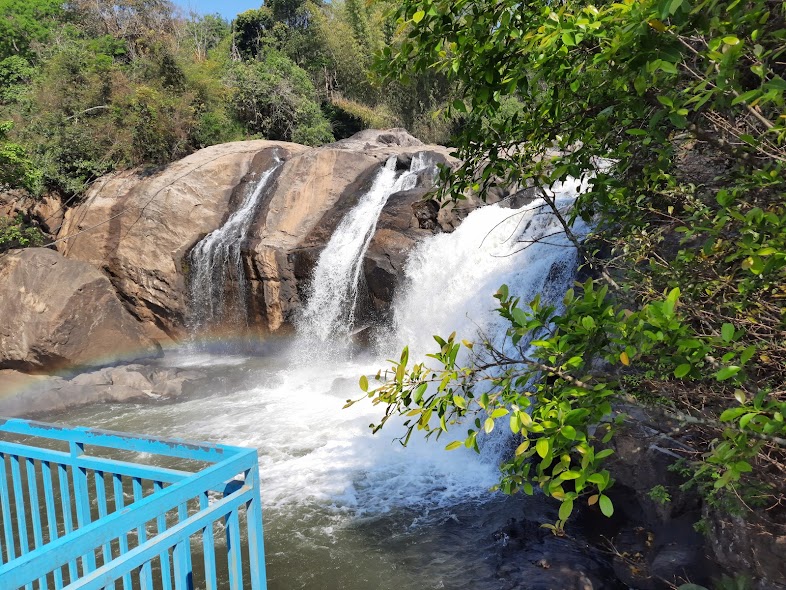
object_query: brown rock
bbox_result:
[0,248,159,373]
[244,130,458,333]
[57,140,307,340]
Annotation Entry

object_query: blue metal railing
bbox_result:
[0,418,267,590]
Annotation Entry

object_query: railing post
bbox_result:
[70,441,97,576]
[0,453,16,563]
[223,480,244,590]
[245,464,268,590]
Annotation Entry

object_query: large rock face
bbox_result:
[55,128,458,338]
[245,129,457,332]
[57,140,307,340]
[0,248,159,373]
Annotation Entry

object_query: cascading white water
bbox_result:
[188,157,281,330]
[388,177,590,358]
[297,153,436,342]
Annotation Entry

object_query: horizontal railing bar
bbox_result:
[0,419,235,462]
[69,486,256,590]
[0,442,191,484]
[75,457,190,485]
[0,441,70,465]
[0,449,258,586]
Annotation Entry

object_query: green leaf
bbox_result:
[558,498,574,521]
[674,364,691,378]
[561,425,577,440]
[599,494,614,517]
[715,366,741,381]
[581,316,596,330]
[412,10,425,23]
[722,35,740,45]
[535,438,550,459]
[721,323,735,343]
[515,440,530,456]
[491,408,509,419]
[452,99,467,113]
[484,417,495,434]
[445,441,463,451]
[719,407,747,422]
[359,375,369,392]
[740,345,756,365]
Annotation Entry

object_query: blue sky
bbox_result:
[174,0,262,20]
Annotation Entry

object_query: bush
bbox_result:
[226,50,334,145]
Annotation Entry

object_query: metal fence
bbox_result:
[0,418,267,590]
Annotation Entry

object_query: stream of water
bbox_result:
[45,169,616,589]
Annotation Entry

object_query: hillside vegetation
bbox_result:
[0,0,457,201]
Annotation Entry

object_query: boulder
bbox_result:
[244,129,459,333]
[55,130,459,339]
[57,140,308,340]
[0,190,65,237]
[0,248,159,373]
[0,363,206,417]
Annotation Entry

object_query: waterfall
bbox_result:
[188,156,281,332]
[388,177,590,358]
[297,153,437,343]
[380,178,590,462]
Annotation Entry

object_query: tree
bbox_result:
[0,121,41,192]
[226,50,334,145]
[358,0,786,529]
[233,7,274,60]
[0,0,63,61]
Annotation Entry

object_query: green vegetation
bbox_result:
[0,0,458,200]
[358,0,786,531]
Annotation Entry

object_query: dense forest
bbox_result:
[0,0,458,248]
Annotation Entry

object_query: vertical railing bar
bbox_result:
[93,470,112,569]
[245,467,267,590]
[70,441,97,576]
[11,454,33,590]
[133,477,154,590]
[10,454,30,556]
[172,539,193,590]
[0,452,16,563]
[154,481,173,590]
[41,461,65,590]
[25,457,48,590]
[25,458,44,549]
[199,492,218,590]
[177,502,193,581]
[57,463,79,583]
[226,506,243,590]
[112,472,133,590]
